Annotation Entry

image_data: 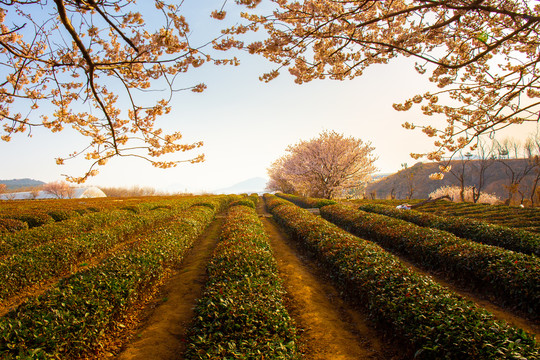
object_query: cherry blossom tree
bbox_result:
[28,187,41,200]
[227,0,540,161]
[1,0,236,182]
[42,180,74,198]
[266,156,296,194]
[267,130,377,199]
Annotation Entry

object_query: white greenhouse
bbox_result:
[0,187,107,200]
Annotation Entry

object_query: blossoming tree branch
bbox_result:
[0,0,238,183]
[2,0,539,182]
[226,0,540,164]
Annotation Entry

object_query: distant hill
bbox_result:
[0,178,45,190]
[366,159,538,202]
[214,177,268,195]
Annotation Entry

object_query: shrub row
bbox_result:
[247,193,260,206]
[321,204,540,317]
[0,218,28,233]
[358,203,540,256]
[0,197,214,257]
[0,209,136,258]
[229,198,257,209]
[0,199,111,232]
[0,197,228,302]
[0,202,221,359]
[415,201,540,232]
[1,208,84,231]
[0,196,195,232]
[185,204,299,359]
[264,195,539,359]
[275,192,337,208]
[9,212,57,228]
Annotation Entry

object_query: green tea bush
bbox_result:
[229,198,256,208]
[322,204,540,317]
[0,218,29,233]
[276,193,337,208]
[265,195,538,359]
[47,209,79,222]
[12,212,55,228]
[185,205,299,359]
[0,203,218,359]
[358,203,540,256]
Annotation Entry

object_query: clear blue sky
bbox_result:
[1,1,536,193]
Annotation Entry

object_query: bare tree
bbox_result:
[100,185,159,197]
[471,139,496,203]
[518,135,540,206]
[496,139,511,160]
[43,181,74,199]
[4,192,16,200]
[27,188,41,200]
[446,152,469,202]
[496,138,535,205]
[400,163,418,200]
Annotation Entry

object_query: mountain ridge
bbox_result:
[213,177,268,194]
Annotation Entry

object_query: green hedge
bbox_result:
[264,195,538,359]
[276,193,337,208]
[10,212,55,228]
[248,193,260,206]
[0,197,230,302]
[0,204,218,359]
[0,218,28,233]
[321,204,540,318]
[0,197,221,257]
[185,205,299,359]
[0,207,172,302]
[0,210,131,257]
[417,201,540,232]
[47,209,80,222]
[358,203,540,256]
[229,198,257,209]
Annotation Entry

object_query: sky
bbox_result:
[1,1,538,193]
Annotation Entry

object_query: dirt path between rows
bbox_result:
[114,217,224,360]
[257,202,401,360]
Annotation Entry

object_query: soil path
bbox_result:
[257,201,400,360]
[115,217,224,360]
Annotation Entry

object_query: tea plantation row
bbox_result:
[0,196,232,359]
[266,194,539,359]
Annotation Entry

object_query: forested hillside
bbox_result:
[366,159,539,204]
